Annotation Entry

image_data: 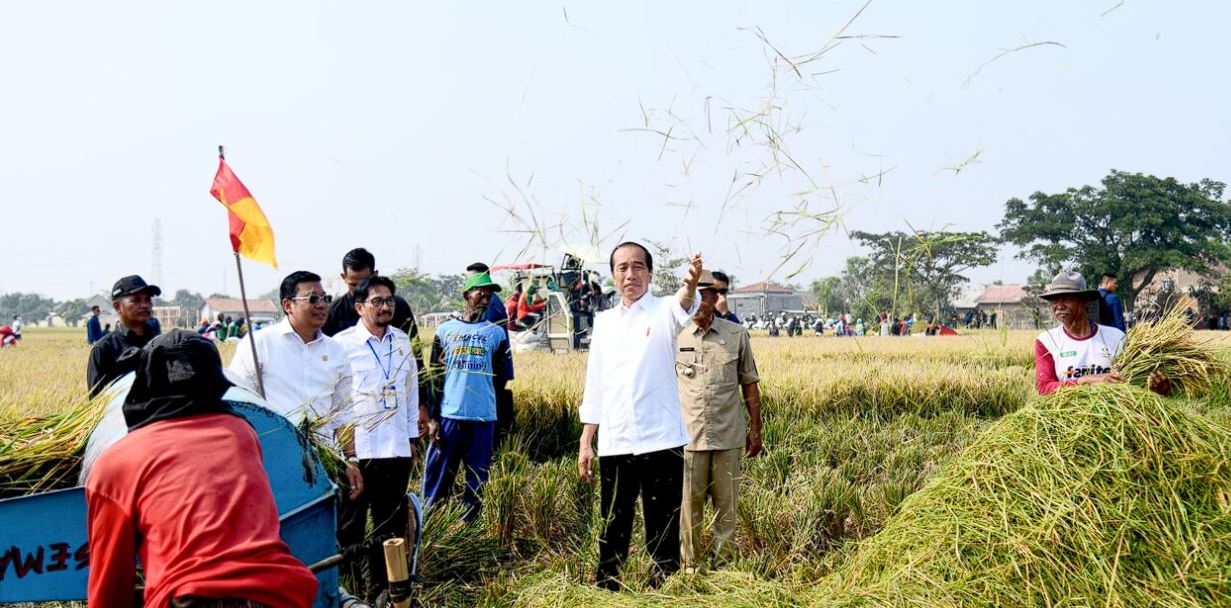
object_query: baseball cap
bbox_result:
[111,275,162,300]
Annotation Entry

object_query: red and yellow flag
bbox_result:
[209,158,277,268]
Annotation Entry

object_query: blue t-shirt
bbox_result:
[430,319,510,421]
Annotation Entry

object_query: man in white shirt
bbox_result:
[578,242,702,590]
[11,315,22,340]
[333,275,424,599]
[228,270,358,499]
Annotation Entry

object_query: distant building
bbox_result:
[200,297,281,326]
[81,294,119,330]
[975,284,1047,330]
[152,305,194,329]
[728,282,804,319]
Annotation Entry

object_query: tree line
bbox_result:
[811,170,1231,322]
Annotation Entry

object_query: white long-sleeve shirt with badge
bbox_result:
[335,322,419,459]
[579,292,698,457]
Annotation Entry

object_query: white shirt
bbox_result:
[228,318,351,439]
[579,292,698,457]
[335,322,419,459]
[10,318,21,334]
[1037,323,1126,382]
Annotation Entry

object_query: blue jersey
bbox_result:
[430,319,511,421]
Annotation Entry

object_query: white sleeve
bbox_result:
[578,321,604,426]
[227,335,257,391]
[670,291,699,326]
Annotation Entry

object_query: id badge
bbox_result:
[381,384,399,410]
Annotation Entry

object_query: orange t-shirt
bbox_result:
[86,413,318,608]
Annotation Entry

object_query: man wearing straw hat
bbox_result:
[675,270,762,574]
[421,270,512,521]
[1034,270,1168,395]
[87,275,163,397]
[86,331,317,608]
[577,242,703,590]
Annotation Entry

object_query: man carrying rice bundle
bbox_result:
[1034,270,1169,395]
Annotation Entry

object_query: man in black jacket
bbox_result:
[87,275,162,397]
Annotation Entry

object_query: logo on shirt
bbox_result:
[1059,350,1077,357]
[1062,364,1110,379]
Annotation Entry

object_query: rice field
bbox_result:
[3,325,1230,607]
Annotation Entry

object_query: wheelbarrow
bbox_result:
[0,375,423,607]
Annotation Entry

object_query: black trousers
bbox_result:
[596,447,684,588]
[494,387,515,447]
[338,457,413,592]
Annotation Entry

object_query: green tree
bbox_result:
[389,268,465,314]
[810,276,845,315]
[998,170,1231,311]
[55,298,89,327]
[851,230,1000,320]
[172,289,206,313]
[645,241,689,297]
[0,292,58,326]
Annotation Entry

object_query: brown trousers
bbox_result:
[681,448,741,569]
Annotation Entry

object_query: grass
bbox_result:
[3,325,1230,606]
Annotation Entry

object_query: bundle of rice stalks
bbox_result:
[815,383,1231,607]
[1115,307,1229,397]
[0,393,108,497]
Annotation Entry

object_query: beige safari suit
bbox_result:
[675,317,759,568]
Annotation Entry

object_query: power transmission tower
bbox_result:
[152,218,164,288]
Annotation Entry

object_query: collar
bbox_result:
[1060,322,1099,342]
[355,320,393,344]
[618,293,651,315]
[116,320,149,341]
[688,319,720,336]
[276,317,325,345]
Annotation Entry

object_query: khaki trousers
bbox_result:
[681,448,741,568]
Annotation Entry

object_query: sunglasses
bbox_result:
[290,294,333,305]
[702,287,729,296]
[364,297,396,308]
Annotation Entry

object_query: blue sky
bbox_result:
[2,1,1227,300]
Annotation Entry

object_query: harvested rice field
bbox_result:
[3,325,1231,607]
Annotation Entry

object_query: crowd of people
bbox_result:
[64,246,1187,605]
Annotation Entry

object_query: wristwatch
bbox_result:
[346,456,359,464]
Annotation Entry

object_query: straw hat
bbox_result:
[1039,270,1100,301]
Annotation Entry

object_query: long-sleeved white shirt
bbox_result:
[334,322,419,459]
[579,292,697,456]
[228,318,351,439]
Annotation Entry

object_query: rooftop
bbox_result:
[732,282,795,294]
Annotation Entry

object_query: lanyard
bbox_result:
[366,336,396,409]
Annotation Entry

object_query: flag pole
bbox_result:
[220,144,266,399]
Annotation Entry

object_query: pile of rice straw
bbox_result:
[1114,306,1228,396]
[0,395,107,498]
[814,382,1231,607]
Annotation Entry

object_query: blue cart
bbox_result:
[0,378,421,607]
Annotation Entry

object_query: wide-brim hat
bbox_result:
[111,275,162,300]
[462,271,503,294]
[1039,271,1100,301]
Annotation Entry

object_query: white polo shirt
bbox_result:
[334,322,419,459]
[579,292,697,457]
[228,318,351,437]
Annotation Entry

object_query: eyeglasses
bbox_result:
[702,288,729,296]
[290,294,332,305]
[364,297,396,308]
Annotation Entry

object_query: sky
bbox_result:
[2,0,1228,301]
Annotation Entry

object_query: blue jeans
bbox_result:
[421,418,495,521]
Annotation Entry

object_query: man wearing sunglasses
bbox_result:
[229,271,359,497]
[709,270,740,324]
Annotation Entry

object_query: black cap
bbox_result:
[111,275,162,300]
